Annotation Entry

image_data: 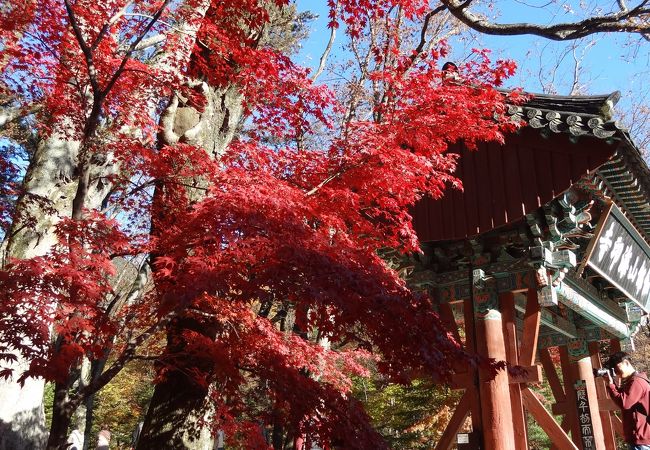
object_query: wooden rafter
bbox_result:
[550,417,569,450]
[611,413,624,438]
[500,292,528,450]
[438,302,463,346]
[539,347,566,402]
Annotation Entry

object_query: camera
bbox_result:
[593,368,612,378]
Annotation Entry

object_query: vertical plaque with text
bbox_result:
[574,380,595,449]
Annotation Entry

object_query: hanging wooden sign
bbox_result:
[580,202,650,312]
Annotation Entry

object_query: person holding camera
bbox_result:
[603,351,650,450]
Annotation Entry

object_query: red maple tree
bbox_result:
[0,1,521,448]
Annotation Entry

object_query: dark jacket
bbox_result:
[608,371,650,444]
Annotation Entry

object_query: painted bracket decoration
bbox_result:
[473,269,500,319]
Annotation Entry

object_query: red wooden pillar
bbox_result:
[473,274,515,450]
[560,340,607,450]
[559,345,582,446]
[588,341,617,450]
[463,297,482,436]
[500,292,528,450]
[475,313,515,450]
[575,354,606,449]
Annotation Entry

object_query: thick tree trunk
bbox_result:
[136,84,243,449]
[135,317,218,449]
[0,3,215,447]
[45,383,75,450]
[136,369,215,449]
[135,4,308,446]
[0,127,113,450]
[0,130,79,450]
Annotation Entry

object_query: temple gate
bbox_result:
[409,92,650,450]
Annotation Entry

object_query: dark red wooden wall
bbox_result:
[412,128,617,242]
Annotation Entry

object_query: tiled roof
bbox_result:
[504,91,623,139]
[509,91,650,243]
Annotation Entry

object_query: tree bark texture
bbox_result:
[136,84,243,449]
[45,382,76,450]
[0,2,214,447]
[0,126,112,450]
[135,317,219,450]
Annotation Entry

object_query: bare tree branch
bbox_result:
[0,103,42,130]
[619,0,630,13]
[102,1,172,96]
[441,0,650,40]
[91,0,134,51]
[408,5,447,64]
[132,33,166,51]
[311,0,339,82]
[63,0,100,94]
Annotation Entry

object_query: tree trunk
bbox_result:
[45,383,75,450]
[81,393,95,450]
[0,125,113,449]
[0,130,79,450]
[272,421,284,450]
[135,317,218,449]
[136,4,309,446]
[0,3,216,448]
[81,357,108,450]
[136,371,215,449]
[136,84,243,449]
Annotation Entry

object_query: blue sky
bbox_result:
[294,1,650,105]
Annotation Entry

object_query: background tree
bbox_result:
[0,1,519,449]
[355,376,462,449]
[2,1,649,449]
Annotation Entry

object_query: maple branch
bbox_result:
[0,103,43,130]
[129,354,164,361]
[408,6,446,65]
[125,178,157,198]
[90,0,134,51]
[342,24,374,129]
[305,157,366,197]
[102,0,172,97]
[311,1,339,82]
[305,171,343,197]
[122,13,199,38]
[105,257,151,318]
[569,49,581,95]
[441,0,650,40]
[133,33,166,51]
[63,0,100,94]
[76,313,174,401]
[69,2,172,221]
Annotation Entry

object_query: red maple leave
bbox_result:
[0,1,525,448]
